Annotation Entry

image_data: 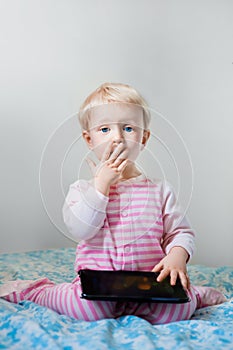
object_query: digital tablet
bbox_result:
[78,269,190,303]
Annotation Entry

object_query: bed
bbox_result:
[0,248,232,349]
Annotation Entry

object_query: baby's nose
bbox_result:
[113,129,123,143]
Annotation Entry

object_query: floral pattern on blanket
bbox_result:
[0,248,232,350]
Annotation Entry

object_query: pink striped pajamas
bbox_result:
[2,175,200,324]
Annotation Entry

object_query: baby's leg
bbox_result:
[192,285,227,308]
[131,284,226,325]
[126,286,197,325]
[0,278,117,321]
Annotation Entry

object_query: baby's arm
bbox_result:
[62,180,108,241]
[152,182,195,289]
[63,142,128,241]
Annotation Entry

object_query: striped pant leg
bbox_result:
[128,285,198,325]
[3,278,118,321]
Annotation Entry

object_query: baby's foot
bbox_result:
[193,286,227,308]
[0,280,34,297]
[0,278,52,298]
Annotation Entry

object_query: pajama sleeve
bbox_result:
[161,181,195,260]
[62,180,109,241]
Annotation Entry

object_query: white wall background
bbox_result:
[0,0,232,266]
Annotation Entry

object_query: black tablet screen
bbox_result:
[78,269,189,303]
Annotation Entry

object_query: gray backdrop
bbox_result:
[0,0,232,266]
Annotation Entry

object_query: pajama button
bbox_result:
[111,194,118,200]
[125,246,131,253]
[118,185,125,193]
[121,210,128,217]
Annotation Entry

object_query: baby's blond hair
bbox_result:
[78,82,151,130]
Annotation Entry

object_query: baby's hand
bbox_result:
[87,141,128,196]
[152,247,190,290]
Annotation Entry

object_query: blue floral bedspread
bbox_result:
[0,248,232,349]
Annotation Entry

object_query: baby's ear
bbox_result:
[142,130,150,147]
[82,130,92,149]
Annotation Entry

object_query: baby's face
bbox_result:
[83,103,149,162]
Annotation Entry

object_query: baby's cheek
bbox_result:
[93,146,106,160]
[127,144,141,161]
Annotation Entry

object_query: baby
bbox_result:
[0,82,226,324]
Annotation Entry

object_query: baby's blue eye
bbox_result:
[124,126,133,132]
[100,127,110,133]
